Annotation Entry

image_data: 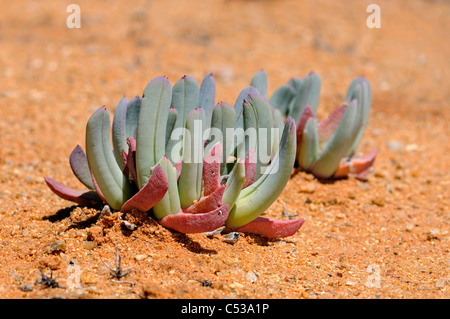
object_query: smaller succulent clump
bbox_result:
[249,70,377,180]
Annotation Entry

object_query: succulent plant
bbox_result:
[251,70,377,180]
[45,73,304,238]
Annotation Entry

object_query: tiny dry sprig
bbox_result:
[251,70,377,180]
[99,246,133,279]
[35,268,65,289]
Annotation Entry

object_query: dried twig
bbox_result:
[35,268,65,289]
[99,246,133,279]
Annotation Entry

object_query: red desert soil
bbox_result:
[0,0,448,299]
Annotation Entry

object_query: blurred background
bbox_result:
[0,0,448,183]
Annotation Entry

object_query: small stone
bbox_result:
[427,229,440,241]
[246,271,258,283]
[134,254,147,262]
[387,140,403,152]
[48,240,67,254]
[84,241,98,250]
[435,278,446,288]
[429,228,440,236]
[405,223,414,232]
[371,197,385,207]
[374,171,386,178]
[20,284,33,292]
[100,205,112,216]
[229,282,244,289]
[405,144,419,152]
[121,220,136,230]
[357,181,370,190]
[222,232,239,244]
[80,271,97,285]
[299,183,315,194]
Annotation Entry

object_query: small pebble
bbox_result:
[48,240,67,254]
[435,278,447,288]
[371,197,385,207]
[387,140,403,152]
[84,241,98,250]
[20,284,33,292]
[100,205,112,216]
[229,282,244,289]
[222,232,239,244]
[80,271,97,285]
[246,271,258,283]
[134,254,147,262]
[299,183,315,194]
[203,226,225,238]
[121,220,136,230]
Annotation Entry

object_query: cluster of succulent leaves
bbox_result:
[251,70,377,180]
[46,70,377,238]
[45,73,305,238]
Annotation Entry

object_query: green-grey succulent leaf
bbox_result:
[287,77,303,92]
[243,94,274,180]
[346,78,372,157]
[166,75,200,163]
[250,70,268,98]
[151,156,181,220]
[310,99,359,178]
[178,108,205,207]
[69,145,95,190]
[225,116,296,229]
[291,72,322,123]
[112,97,128,170]
[207,102,236,173]
[271,107,285,157]
[234,86,259,130]
[165,107,178,147]
[199,73,216,132]
[298,117,319,170]
[269,83,296,117]
[242,99,258,156]
[136,76,172,189]
[222,161,245,209]
[112,96,141,171]
[86,107,133,210]
[125,96,141,140]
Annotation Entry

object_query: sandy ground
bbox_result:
[0,0,449,299]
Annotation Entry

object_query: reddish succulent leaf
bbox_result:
[317,103,347,147]
[182,185,225,214]
[121,165,168,213]
[159,204,230,234]
[334,149,378,179]
[225,217,305,238]
[69,145,95,190]
[296,105,314,145]
[44,177,102,207]
[126,137,138,186]
[121,149,129,179]
[90,170,108,204]
[203,143,222,196]
[243,148,256,188]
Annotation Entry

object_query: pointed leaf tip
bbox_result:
[226,217,304,238]
[44,177,102,207]
[159,204,230,234]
